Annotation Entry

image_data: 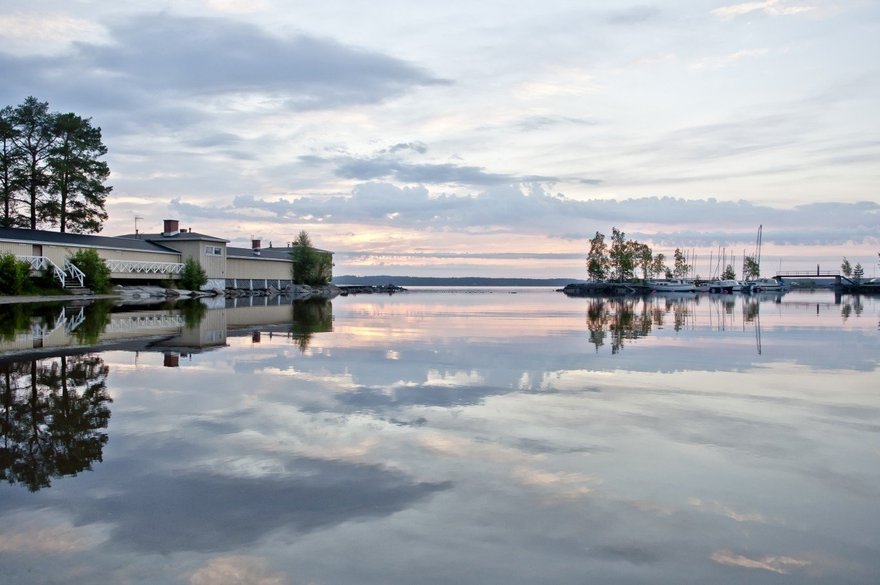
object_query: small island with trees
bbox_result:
[564,227,878,296]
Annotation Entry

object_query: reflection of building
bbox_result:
[0,299,333,361]
[0,219,333,291]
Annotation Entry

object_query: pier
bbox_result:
[774,270,878,294]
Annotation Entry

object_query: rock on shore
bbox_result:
[114,284,343,302]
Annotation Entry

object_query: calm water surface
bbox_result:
[1,289,878,584]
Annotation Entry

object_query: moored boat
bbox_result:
[649,279,695,293]
[708,279,743,293]
[750,278,788,292]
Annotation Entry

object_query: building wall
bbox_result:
[227,256,292,280]
[0,241,32,256]
[158,240,227,280]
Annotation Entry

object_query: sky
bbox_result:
[1,0,878,278]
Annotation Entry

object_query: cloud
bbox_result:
[171,186,880,247]
[188,556,286,585]
[384,142,429,155]
[0,12,446,115]
[690,48,771,70]
[605,5,664,25]
[0,510,108,554]
[712,0,816,19]
[586,544,665,565]
[711,550,812,574]
[68,456,451,554]
[335,382,504,411]
[512,115,600,132]
[0,12,111,56]
[309,154,556,186]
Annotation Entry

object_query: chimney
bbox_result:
[163,219,180,237]
[252,239,261,255]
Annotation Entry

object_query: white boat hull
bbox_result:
[649,280,695,293]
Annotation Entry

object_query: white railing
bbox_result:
[64,261,85,287]
[30,306,86,338]
[106,259,185,275]
[17,255,67,286]
[66,306,86,331]
[17,255,85,287]
[27,309,184,341]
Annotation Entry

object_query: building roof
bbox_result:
[226,245,333,260]
[226,247,294,260]
[117,231,228,244]
[0,227,180,254]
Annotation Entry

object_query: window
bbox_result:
[205,245,223,256]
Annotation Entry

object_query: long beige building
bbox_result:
[0,219,332,291]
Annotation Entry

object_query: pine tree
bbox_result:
[47,113,111,233]
[0,107,22,227]
[853,263,864,283]
[10,97,55,229]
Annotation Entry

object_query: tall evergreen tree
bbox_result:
[0,107,22,227]
[852,263,864,283]
[47,113,111,233]
[10,97,55,230]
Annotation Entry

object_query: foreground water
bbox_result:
[1,289,878,584]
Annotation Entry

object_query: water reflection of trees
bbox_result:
[840,296,864,322]
[743,299,760,323]
[72,300,112,344]
[176,298,208,329]
[291,300,333,352]
[586,296,694,354]
[0,355,111,492]
[0,303,58,341]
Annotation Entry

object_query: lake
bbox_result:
[1,289,878,584]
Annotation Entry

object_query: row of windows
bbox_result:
[206,245,223,256]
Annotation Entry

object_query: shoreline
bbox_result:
[0,283,343,306]
[0,293,121,305]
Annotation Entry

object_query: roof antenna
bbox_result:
[135,216,144,237]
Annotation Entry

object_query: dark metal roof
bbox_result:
[226,245,333,259]
[0,227,180,254]
[226,247,293,260]
[117,231,228,243]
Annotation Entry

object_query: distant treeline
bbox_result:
[333,275,585,287]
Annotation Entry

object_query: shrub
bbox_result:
[179,257,208,291]
[0,253,32,295]
[289,230,331,287]
[292,246,332,285]
[69,249,111,293]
